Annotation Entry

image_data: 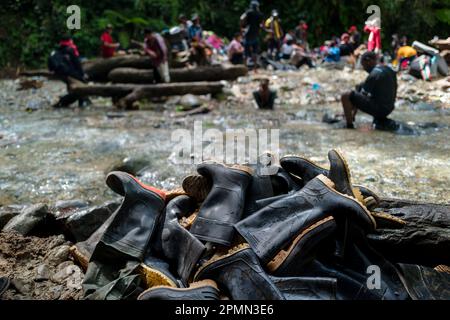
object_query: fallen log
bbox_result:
[82,55,154,81]
[108,65,248,84]
[368,198,450,267]
[19,69,63,81]
[69,81,224,109]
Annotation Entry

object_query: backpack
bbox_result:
[48,49,70,75]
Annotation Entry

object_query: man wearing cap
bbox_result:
[341,51,397,129]
[264,9,284,60]
[100,24,120,58]
[348,25,361,51]
[240,1,264,67]
[188,14,203,42]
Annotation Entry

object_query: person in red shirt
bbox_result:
[101,24,120,58]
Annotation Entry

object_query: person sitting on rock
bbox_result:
[144,28,170,83]
[253,78,277,110]
[228,33,245,65]
[341,51,397,129]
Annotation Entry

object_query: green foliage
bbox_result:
[0,0,449,68]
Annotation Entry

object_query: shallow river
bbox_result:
[0,68,449,206]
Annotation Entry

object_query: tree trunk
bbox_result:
[69,81,224,109]
[82,55,154,81]
[108,65,248,84]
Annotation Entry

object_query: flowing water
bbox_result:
[0,68,449,206]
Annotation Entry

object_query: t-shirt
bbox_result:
[241,9,263,41]
[397,46,417,58]
[101,32,115,58]
[188,24,203,40]
[281,43,294,56]
[228,39,244,56]
[265,17,282,40]
[363,65,397,111]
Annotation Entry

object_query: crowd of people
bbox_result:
[45,0,448,132]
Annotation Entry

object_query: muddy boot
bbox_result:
[267,216,338,276]
[0,277,10,297]
[82,171,167,300]
[244,166,302,218]
[235,174,376,266]
[161,195,206,285]
[396,264,450,300]
[280,151,380,203]
[270,276,337,300]
[137,280,220,300]
[189,162,252,246]
[194,244,285,300]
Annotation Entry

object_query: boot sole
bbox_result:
[194,243,250,280]
[137,279,219,300]
[165,187,188,203]
[434,265,450,275]
[328,149,364,203]
[182,174,212,202]
[370,211,406,226]
[138,264,178,288]
[317,174,377,229]
[266,216,335,272]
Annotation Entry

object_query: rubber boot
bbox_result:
[270,276,337,300]
[194,244,285,300]
[82,171,169,300]
[137,280,220,300]
[189,162,252,246]
[396,263,450,300]
[235,174,376,265]
[161,195,206,285]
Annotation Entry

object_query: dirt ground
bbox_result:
[0,231,83,300]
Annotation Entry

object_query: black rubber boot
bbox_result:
[82,171,169,300]
[194,244,285,300]
[138,280,220,300]
[267,216,337,276]
[280,151,380,203]
[270,276,337,300]
[189,162,252,246]
[0,277,10,297]
[161,195,206,285]
[235,174,376,265]
[244,166,302,217]
[396,263,450,300]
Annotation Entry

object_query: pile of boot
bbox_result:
[70,149,450,300]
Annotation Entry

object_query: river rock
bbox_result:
[0,204,24,229]
[10,278,34,295]
[62,199,120,242]
[54,199,89,215]
[45,245,70,266]
[107,157,150,176]
[179,94,202,110]
[35,264,53,282]
[2,203,50,235]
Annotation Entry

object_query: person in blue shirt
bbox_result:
[188,14,203,41]
[324,40,341,63]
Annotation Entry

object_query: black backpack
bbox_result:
[48,48,70,75]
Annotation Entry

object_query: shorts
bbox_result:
[244,38,259,57]
[350,91,392,120]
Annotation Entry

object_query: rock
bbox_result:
[54,199,89,215]
[56,261,74,273]
[48,285,63,300]
[107,157,150,176]
[52,265,83,289]
[46,245,70,266]
[35,264,53,282]
[11,278,34,295]
[179,94,202,110]
[0,204,24,229]
[62,199,120,242]
[2,203,50,235]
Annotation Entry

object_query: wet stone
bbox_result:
[45,245,70,266]
[35,264,53,282]
[2,203,50,235]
